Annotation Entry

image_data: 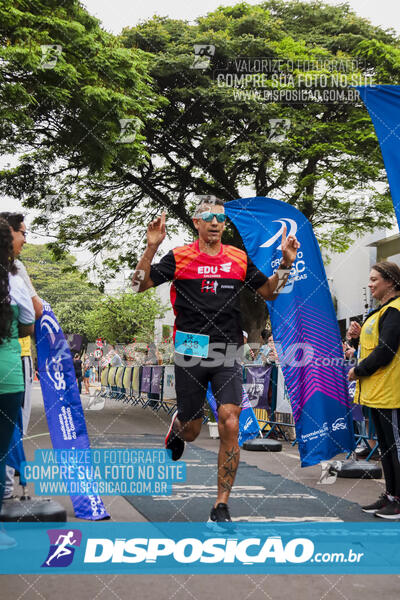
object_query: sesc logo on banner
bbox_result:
[261,218,307,294]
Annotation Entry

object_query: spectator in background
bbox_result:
[348,261,400,518]
[254,329,271,365]
[0,212,43,502]
[90,363,97,384]
[83,356,91,394]
[0,218,35,542]
[145,342,163,365]
[73,353,83,394]
[266,334,279,364]
[242,331,255,363]
[110,345,123,367]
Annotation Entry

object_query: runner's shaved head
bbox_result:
[193,195,224,217]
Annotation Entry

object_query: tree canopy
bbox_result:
[20,244,165,342]
[0,0,160,268]
[83,290,165,344]
[2,0,400,270]
[20,243,102,336]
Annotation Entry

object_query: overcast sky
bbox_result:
[81,0,400,35]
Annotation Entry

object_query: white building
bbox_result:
[154,282,174,343]
[324,227,400,337]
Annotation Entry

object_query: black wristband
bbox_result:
[279,261,292,270]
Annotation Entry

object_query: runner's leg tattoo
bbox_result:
[217,444,239,502]
[216,404,241,505]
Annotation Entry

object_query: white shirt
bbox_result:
[15,259,36,298]
[9,273,35,324]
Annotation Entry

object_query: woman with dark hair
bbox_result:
[348,261,400,519]
[0,218,35,543]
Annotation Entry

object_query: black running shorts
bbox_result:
[174,357,243,422]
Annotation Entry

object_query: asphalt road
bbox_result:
[0,383,397,599]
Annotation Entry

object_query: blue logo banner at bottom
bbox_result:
[1,522,400,574]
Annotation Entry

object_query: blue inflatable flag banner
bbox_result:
[225,197,354,466]
[356,84,400,229]
[35,302,109,520]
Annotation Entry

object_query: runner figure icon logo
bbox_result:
[42,529,82,568]
[201,279,218,294]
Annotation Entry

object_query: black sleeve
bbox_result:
[149,250,176,287]
[355,308,400,376]
[244,257,269,293]
[73,360,82,376]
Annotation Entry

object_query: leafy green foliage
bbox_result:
[21,243,165,342]
[2,0,399,271]
[83,289,165,344]
[0,0,160,260]
[20,243,102,336]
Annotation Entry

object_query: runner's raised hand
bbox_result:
[281,224,300,267]
[147,212,166,248]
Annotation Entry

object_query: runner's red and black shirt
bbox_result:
[149,240,268,345]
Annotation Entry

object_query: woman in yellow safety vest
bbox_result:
[348,261,400,520]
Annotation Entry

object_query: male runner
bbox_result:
[134,197,299,522]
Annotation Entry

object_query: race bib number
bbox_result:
[175,331,210,358]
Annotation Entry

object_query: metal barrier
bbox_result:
[98,364,296,435]
[243,364,296,442]
[98,365,177,414]
[115,366,125,400]
[346,405,379,460]
[99,365,110,397]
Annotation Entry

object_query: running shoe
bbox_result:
[208,503,232,523]
[165,410,185,461]
[355,446,380,460]
[361,492,391,514]
[375,499,400,519]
